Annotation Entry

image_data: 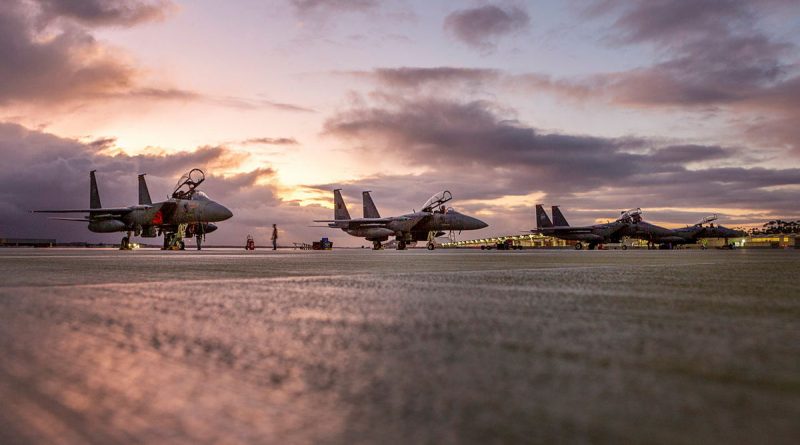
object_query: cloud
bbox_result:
[522,0,800,153]
[321,95,800,229]
[290,0,379,16]
[358,67,501,89]
[0,122,336,245]
[240,137,299,146]
[0,1,136,105]
[444,5,530,51]
[37,0,175,27]
[0,1,313,116]
[0,0,177,106]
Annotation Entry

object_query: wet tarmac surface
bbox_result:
[0,248,798,444]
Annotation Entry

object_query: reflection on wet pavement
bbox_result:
[0,249,798,444]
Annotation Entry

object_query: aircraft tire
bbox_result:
[179,240,185,250]
[196,235,202,251]
[426,242,435,250]
[396,240,406,250]
[574,242,583,250]
[120,236,129,250]
[622,244,628,250]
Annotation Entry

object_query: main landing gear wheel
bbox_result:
[588,243,597,250]
[372,241,382,250]
[574,242,583,250]
[426,242,435,250]
[179,240,185,250]
[196,235,202,251]
[396,240,406,250]
[120,230,133,250]
[621,244,628,250]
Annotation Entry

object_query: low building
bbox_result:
[0,238,56,247]
[742,234,798,248]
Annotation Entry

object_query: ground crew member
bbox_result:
[271,224,278,250]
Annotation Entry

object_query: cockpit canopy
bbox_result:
[617,208,642,223]
[695,214,718,226]
[421,191,453,213]
[172,168,205,200]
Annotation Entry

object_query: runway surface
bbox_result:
[0,248,798,444]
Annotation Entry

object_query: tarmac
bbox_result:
[0,248,798,444]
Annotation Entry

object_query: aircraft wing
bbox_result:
[32,205,150,214]
[533,225,594,233]
[48,217,90,222]
[313,218,393,224]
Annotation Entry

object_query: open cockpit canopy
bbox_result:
[172,168,205,199]
[421,191,453,213]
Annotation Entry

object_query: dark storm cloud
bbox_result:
[322,96,800,224]
[444,5,530,51]
[37,0,174,27]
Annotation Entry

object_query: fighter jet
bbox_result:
[33,169,233,250]
[315,190,488,250]
[622,214,745,249]
[532,205,636,250]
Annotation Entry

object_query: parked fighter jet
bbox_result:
[622,214,745,249]
[533,205,637,250]
[33,169,233,250]
[315,190,487,250]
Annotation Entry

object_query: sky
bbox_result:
[1,0,799,246]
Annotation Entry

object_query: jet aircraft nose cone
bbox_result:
[465,215,488,230]
[207,202,233,221]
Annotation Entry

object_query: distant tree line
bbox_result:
[745,220,800,235]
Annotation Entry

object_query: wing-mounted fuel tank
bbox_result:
[89,220,127,233]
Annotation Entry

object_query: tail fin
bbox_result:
[535,204,553,229]
[362,191,381,218]
[138,174,152,205]
[552,206,569,227]
[333,189,351,220]
[90,170,101,209]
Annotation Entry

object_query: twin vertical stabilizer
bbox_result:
[90,170,101,209]
[138,174,152,205]
[535,204,553,229]
[333,189,351,220]
[362,191,381,218]
[551,206,569,227]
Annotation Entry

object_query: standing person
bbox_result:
[271,224,278,250]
